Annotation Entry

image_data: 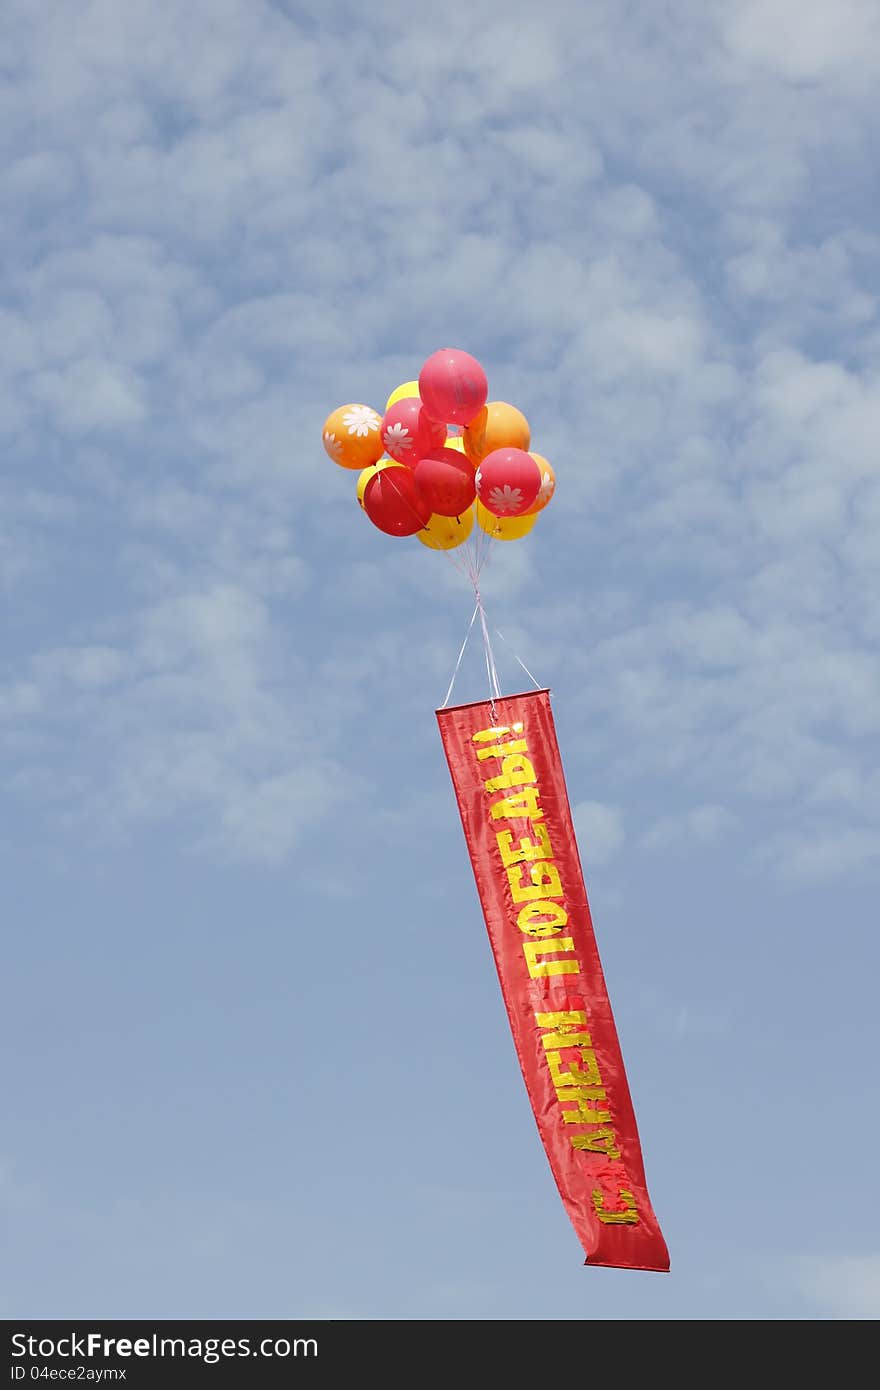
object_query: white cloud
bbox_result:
[29,357,147,431]
[0,0,877,889]
[35,646,125,690]
[762,825,880,884]
[786,1254,880,1319]
[0,682,43,719]
[1,579,352,863]
[642,804,736,851]
[725,0,880,83]
[572,800,624,867]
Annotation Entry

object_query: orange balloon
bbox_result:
[463,401,531,465]
[322,403,384,470]
[474,500,537,541]
[524,453,556,514]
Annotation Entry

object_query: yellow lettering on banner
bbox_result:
[535,1009,588,1034]
[592,1189,639,1226]
[570,1128,621,1159]
[523,937,580,976]
[535,1010,626,1162]
[556,1086,612,1124]
[547,1048,602,1090]
[507,861,563,903]
[539,1028,592,1050]
[476,739,527,761]
[497,822,554,867]
[517,901,568,936]
[490,786,544,821]
[484,754,537,793]
[471,722,524,743]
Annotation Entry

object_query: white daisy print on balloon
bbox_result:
[343,405,381,437]
[323,431,343,461]
[383,422,413,458]
[524,455,556,513]
[488,484,524,515]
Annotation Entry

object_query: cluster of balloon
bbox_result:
[321,349,556,550]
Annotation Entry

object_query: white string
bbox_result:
[494,627,543,690]
[377,471,522,712]
[441,599,480,708]
[440,502,540,714]
[477,595,502,703]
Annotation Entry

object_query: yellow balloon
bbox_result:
[474,500,537,541]
[385,379,421,411]
[417,509,474,550]
[524,453,556,514]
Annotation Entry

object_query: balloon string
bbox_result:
[380,467,502,712]
[440,582,502,716]
[372,463,501,590]
[476,589,502,710]
[472,523,497,584]
[441,600,480,708]
[493,627,543,690]
[470,518,488,580]
[437,520,504,713]
[375,469,475,583]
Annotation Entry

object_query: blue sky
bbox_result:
[2,0,879,1321]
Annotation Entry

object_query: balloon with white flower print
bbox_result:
[322,403,384,471]
[381,397,446,468]
[418,348,488,427]
[385,379,421,410]
[474,447,542,517]
[417,509,474,551]
[412,447,476,517]
[523,454,556,515]
[474,499,537,541]
[361,460,432,537]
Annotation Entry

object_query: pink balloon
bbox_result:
[412,447,477,517]
[362,465,432,536]
[474,447,542,517]
[418,348,488,427]
[381,398,446,467]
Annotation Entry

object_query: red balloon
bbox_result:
[418,348,488,427]
[412,447,477,517]
[362,464,432,536]
[381,398,445,467]
[474,447,542,517]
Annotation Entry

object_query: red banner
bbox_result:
[437,690,669,1271]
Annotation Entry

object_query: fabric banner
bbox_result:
[437,689,669,1271]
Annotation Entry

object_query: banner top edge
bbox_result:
[435,688,551,717]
